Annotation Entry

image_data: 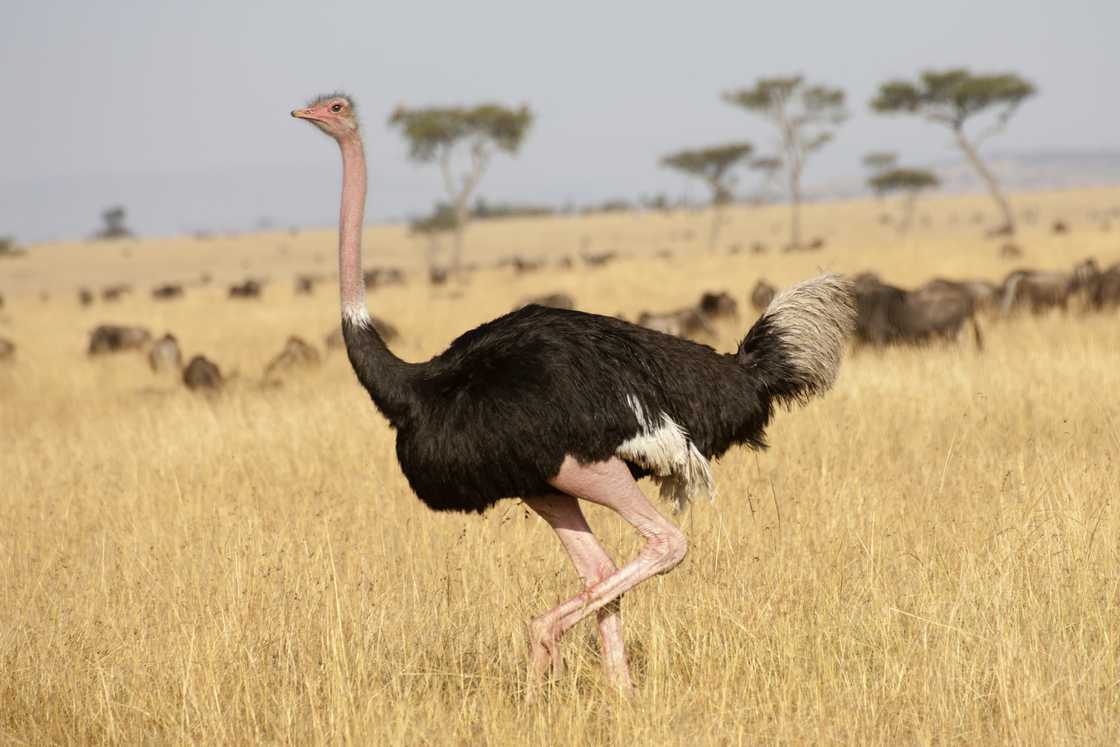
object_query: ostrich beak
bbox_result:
[291,108,314,120]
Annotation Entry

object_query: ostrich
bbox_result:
[292,94,856,694]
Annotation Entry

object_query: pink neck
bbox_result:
[337,134,368,322]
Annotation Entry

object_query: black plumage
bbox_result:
[343,290,846,514]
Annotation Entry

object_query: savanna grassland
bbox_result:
[2,188,1119,745]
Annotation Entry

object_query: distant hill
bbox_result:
[931,149,1120,192]
[811,149,1120,202]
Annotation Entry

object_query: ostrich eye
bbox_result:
[331,103,343,113]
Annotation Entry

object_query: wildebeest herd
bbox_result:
[0,254,1116,384]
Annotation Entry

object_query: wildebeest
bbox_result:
[515,292,576,311]
[325,315,400,350]
[78,288,95,306]
[429,267,449,286]
[750,279,777,314]
[148,333,183,373]
[511,256,546,275]
[1087,262,1120,310]
[294,274,317,295]
[637,308,714,339]
[101,284,132,302]
[183,355,222,392]
[88,325,152,355]
[229,279,262,298]
[853,273,983,349]
[363,267,406,289]
[698,291,738,321]
[1000,259,1098,315]
[0,337,15,362]
[582,252,617,268]
[151,284,184,301]
[264,336,321,380]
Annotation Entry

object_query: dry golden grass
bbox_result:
[2,188,1119,744]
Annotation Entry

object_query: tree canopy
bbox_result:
[868,168,940,196]
[862,151,898,173]
[388,104,533,161]
[871,69,1036,130]
[661,142,754,203]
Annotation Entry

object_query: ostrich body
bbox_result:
[292,94,856,694]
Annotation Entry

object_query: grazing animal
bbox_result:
[229,279,262,298]
[363,267,406,289]
[1000,260,1098,316]
[512,256,546,275]
[264,336,321,380]
[148,333,183,373]
[750,279,777,314]
[582,251,617,268]
[151,284,184,301]
[636,307,715,339]
[88,325,151,355]
[295,275,317,295]
[101,284,131,302]
[0,337,15,362]
[698,291,738,321]
[853,274,982,349]
[183,355,222,392]
[293,93,855,694]
[78,288,95,306]
[514,292,576,312]
[1087,262,1120,310]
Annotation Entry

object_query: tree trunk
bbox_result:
[451,200,469,281]
[788,168,803,250]
[954,128,1015,235]
[899,192,917,234]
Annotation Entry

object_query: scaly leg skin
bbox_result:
[525,456,688,698]
[523,494,634,693]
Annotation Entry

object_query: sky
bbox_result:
[2,0,1117,242]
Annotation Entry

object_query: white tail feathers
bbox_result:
[761,273,856,399]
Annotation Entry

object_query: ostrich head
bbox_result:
[291,94,358,140]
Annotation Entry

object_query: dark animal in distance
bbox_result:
[363,267,406,289]
[294,275,317,295]
[88,325,152,355]
[514,292,576,312]
[0,337,15,362]
[183,355,222,392]
[78,288,95,307]
[698,291,738,321]
[582,251,617,268]
[151,284,184,301]
[852,274,983,349]
[293,93,856,695]
[1087,262,1120,310]
[750,280,777,314]
[101,285,132,302]
[148,333,183,373]
[228,279,262,298]
[264,336,321,380]
[1000,259,1098,316]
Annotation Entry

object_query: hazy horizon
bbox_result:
[3,0,1117,243]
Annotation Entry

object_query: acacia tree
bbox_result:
[871,69,1036,236]
[723,76,847,250]
[660,142,754,249]
[868,168,940,234]
[389,104,532,277]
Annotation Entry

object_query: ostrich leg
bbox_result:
[527,456,688,694]
[523,494,633,691]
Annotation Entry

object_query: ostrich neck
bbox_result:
[338,135,368,321]
[335,132,417,424]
